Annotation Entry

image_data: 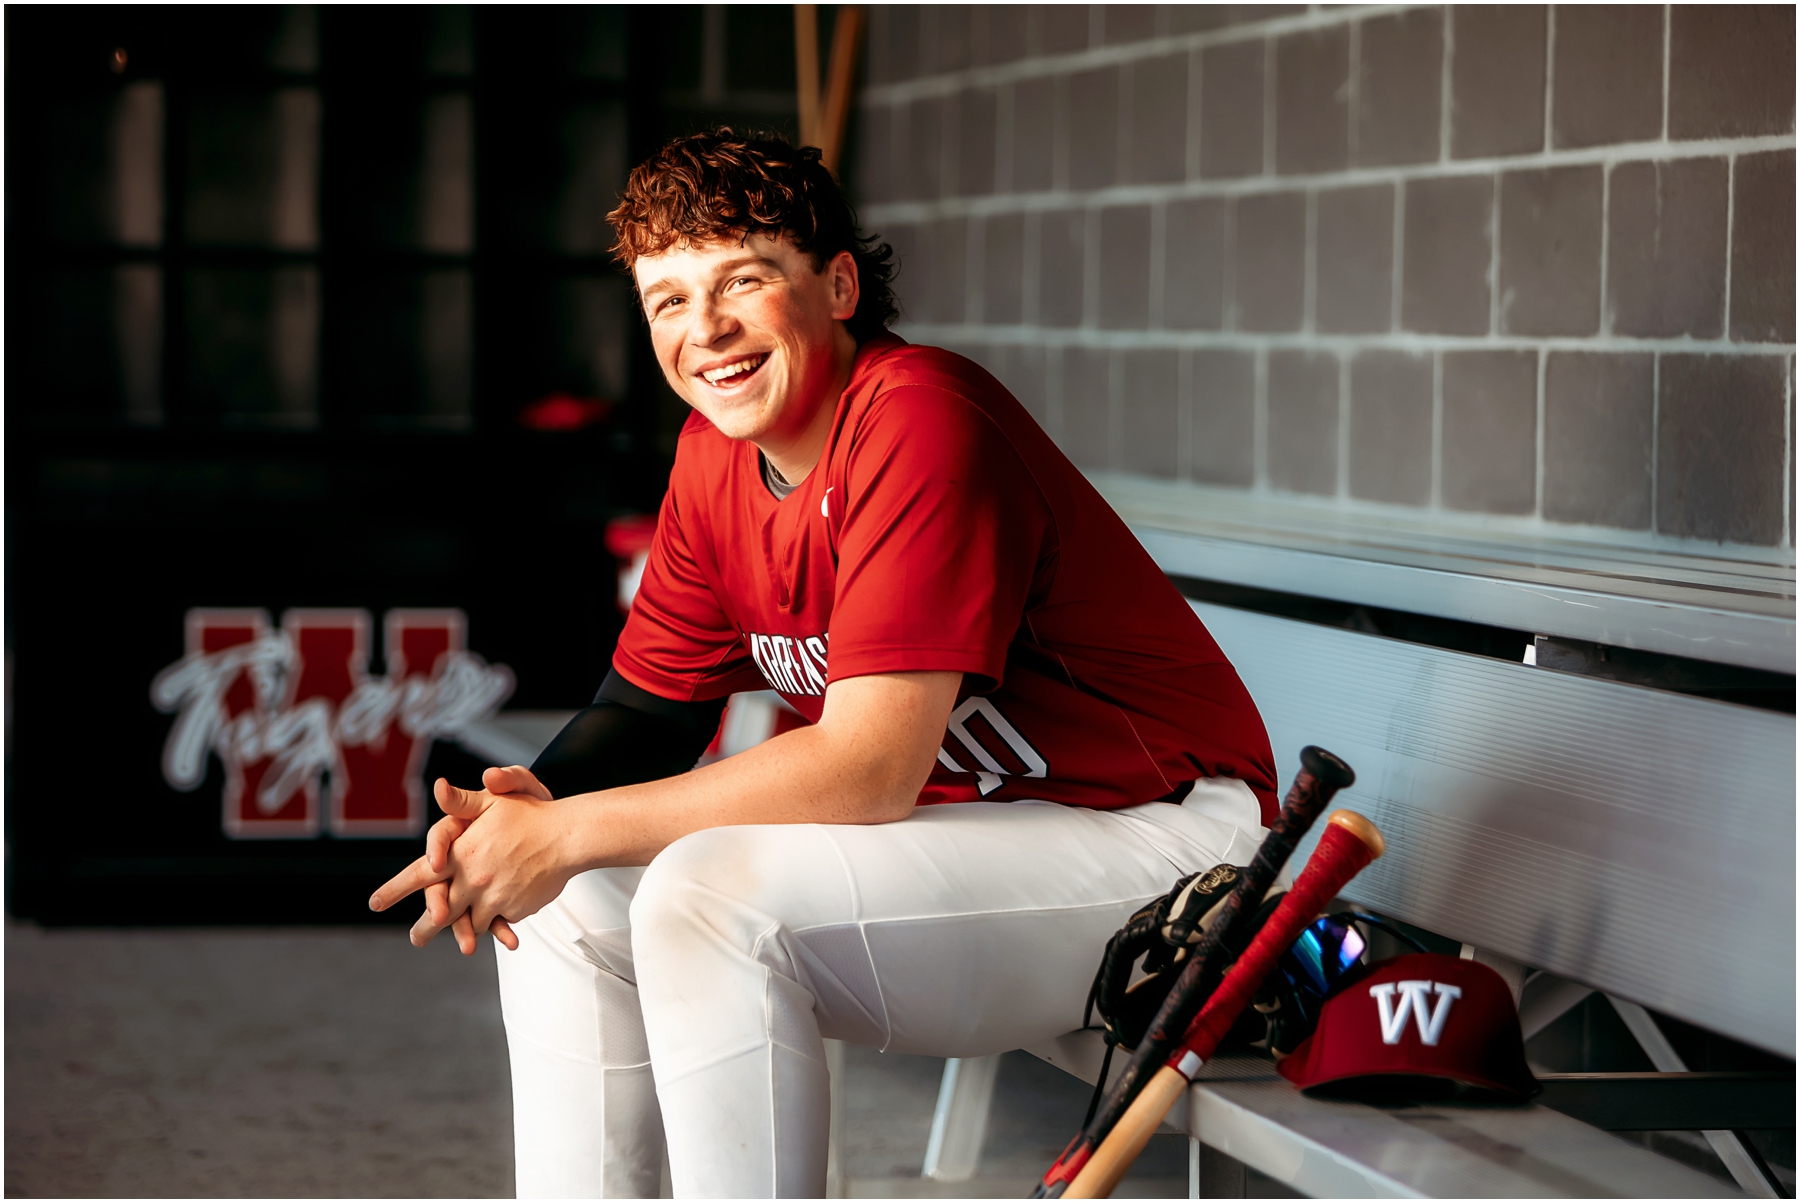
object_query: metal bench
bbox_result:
[922,479,1794,1197]
[1088,473,1795,675]
[1024,1032,1742,1198]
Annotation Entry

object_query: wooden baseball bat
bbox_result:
[1035,748,1355,1197]
[1063,811,1387,1199]
[794,4,863,174]
[819,6,864,173]
[794,5,822,148]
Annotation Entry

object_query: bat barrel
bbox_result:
[1061,1067,1188,1198]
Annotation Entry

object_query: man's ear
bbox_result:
[826,249,860,322]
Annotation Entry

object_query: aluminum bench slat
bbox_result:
[1024,1032,1742,1199]
[1090,473,1797,673]
[1193,601,1796,1058]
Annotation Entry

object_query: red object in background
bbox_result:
[606,514,659,614]
[604,514,658,562]
[520,392,613,431]
[151,608,514,839]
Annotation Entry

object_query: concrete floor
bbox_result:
[5,920,514,1198]
[5,919,1192,1198]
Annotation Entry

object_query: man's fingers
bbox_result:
[433,776,494,820]
[409,879,457,946]
[424,880,451,927]
[426,815,468,874]
[447,879,502,945]
[371,856,450,912]
[452,911,477,957]
[484,764,553,802]
[410,905,446,947]
[412,906,516,953]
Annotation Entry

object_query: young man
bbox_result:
[371,131,1277,1198]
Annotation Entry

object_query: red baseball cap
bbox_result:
[1277,953,1538,1103]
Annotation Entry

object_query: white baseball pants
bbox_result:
[494,779,1268,1198]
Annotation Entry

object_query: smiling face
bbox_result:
[635,233,861,454]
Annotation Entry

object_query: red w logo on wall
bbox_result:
[151,609,514,839]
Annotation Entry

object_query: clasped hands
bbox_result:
[369,765,573,956]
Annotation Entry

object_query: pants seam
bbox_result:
[505,1026,653,1071]
[657,1035,824,1088]
[793,895,1158,932]
[813,824,896,1051]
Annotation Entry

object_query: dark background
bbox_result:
[6,4,849,924]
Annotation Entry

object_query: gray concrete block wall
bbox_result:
[855,4,1796,549]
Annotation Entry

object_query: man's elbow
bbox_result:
[849,760,923,824]
[826,726,936,823]
[861,791,918,824]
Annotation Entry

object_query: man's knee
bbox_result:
[629,825,800,971]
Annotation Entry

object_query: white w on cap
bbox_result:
[1369,980,1463,1046]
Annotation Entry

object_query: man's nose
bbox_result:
[690,294,739,345]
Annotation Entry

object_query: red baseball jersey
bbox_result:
[614,335,1278,820]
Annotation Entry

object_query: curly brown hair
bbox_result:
[606,129,899,342]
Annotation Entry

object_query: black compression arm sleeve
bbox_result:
[528,669,727,798]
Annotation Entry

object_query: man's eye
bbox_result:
[657,296,685,315]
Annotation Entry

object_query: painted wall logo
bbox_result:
[151,608,514,839]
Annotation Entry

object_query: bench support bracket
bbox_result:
[1608,996,1786,1198]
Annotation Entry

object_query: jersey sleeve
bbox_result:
[613,483,764,702]
[827,386,1054,692]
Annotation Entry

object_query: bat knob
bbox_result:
[1300,745,1355,790]
[1325,809,1386,859]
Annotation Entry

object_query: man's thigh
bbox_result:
[634,797,1261,1059]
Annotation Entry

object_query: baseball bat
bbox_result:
[819,5,864,173]
[1035,747,1355,1197]
[794,5,822,148]
[1062,810,1387,1199]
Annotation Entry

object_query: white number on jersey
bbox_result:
[935,696,1048,797]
